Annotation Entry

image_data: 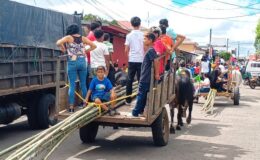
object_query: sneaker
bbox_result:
[68,108,74,113]
[125,101,131,106]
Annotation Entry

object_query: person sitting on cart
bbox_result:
[199,73,210,93]
[132,32,160,117]
[85,66,117,115]
[209,65,227,92]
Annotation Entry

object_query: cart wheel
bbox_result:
[37,94,58,129]
[233,87,240,105]
[249,82,256,89]
[151,108,169,146]
[80,122,99,143]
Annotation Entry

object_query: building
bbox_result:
[81,21,129,67]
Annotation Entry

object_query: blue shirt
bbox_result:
[89,77,113,98]
[140,47,158,83]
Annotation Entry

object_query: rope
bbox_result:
[65,83,138,109]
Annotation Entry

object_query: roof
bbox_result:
[117,21,147,31]
[102,24,129,37]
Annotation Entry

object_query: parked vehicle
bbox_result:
[245,61,260,77]
[249,76,260,89]
[0,1,81,129]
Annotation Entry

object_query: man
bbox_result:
[125,16,144,105]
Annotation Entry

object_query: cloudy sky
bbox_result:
[12,0,260,56]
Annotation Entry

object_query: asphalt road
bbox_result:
[1,85,260,160]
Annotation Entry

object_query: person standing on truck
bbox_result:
[56,24,96,112]
[103,33,116,86]
[149,26,166,76]
[89,30,110,80]
[159,19,185,70]
[125,16,144,105]
[132,32,160,117]
[86,21,102,85]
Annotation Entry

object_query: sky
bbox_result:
[11,0,260,56]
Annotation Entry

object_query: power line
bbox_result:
[171,0,260,11]
[145,0,260,20]
[212,0,260,10]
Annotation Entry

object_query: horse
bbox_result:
[169,69,194,133]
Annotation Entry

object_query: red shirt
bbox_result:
[86,31,96,64]
[153,39,166,74]
[195,66,200,74]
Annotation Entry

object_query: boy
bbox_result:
[90,30,110,79]
[125,16,144,105]
[132,32,160,117]
[85,66,116,113]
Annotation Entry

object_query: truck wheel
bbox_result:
[233,87,240,105]
[37,94,57,129]
[79,122,99,143]
[151,108,169,146]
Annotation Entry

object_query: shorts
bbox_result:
[91,92,111,102]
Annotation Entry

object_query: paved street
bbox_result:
[1,85,260,160]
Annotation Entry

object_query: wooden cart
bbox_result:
[58,55,176,146]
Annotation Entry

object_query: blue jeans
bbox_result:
[67,57,87,105]
[199,87,210,93]
[132,82,150,116]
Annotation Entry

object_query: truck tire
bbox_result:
[233,87,240,105]
[79,122,99,143]
[151,108,170,146]
[37,94,57,129]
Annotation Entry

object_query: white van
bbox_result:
[245,61,260,76]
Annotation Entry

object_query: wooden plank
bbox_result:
[168,73,174,99]
[154,82,162,114]
[147,63,154,123]
[0,82,65,96]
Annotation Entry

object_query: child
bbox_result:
[85,66,117,113]
[132,32,160,117]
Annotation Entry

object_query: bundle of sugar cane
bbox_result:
[201,89,217,114]
[0,82,139,160]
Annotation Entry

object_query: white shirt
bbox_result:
[201,61,210,73]
[125,30,144,63]
[202,78,210,88]
[232,70,242,87]
[219,64,226,73]
[90,41,109,68]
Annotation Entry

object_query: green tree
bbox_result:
[255,19,260,54]
[218,51,231,61]
[83,14,118,26]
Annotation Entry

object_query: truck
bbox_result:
[0,1,81,129]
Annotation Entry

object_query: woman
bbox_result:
[56,24,96,112]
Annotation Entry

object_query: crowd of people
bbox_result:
[56,16,185,117]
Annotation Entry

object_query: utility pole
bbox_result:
[209,28,212,47]
[237,41,240,60]
[209,28,212,58]
[226,38,229,52]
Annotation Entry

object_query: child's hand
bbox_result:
[111,92,116,99]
